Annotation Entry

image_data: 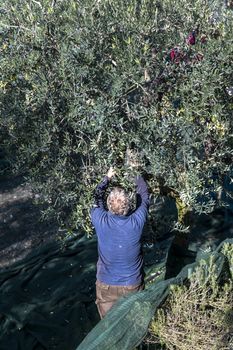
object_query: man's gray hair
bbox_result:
[107,187,130,216]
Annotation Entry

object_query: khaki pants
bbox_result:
[95,280,144,319]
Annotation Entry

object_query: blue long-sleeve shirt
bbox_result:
[91,176,149,286]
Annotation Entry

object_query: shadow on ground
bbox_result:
[0,175,58,267]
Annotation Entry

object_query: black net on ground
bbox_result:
[77,238,233,350]
[0,235,99,350]
[0,230,174,350]
[0,204,232,350]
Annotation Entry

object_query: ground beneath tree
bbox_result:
[0,175,59,268]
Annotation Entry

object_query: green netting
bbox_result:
[0,209,232,350]
[77,238,233,350]
[0,231,174,350]
[0,234,99,350]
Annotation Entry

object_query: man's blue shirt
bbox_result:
[91,176,149,286]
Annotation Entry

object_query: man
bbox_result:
[91,166,150,319]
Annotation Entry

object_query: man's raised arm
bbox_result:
[136,175,149,207]
[93,176,109,209]
[131,175,150,226]
[93,167,116,209]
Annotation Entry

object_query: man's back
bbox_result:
[91,175,149,286]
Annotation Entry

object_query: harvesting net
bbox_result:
[0,230,174,350]
[0,208,232,350]
[0,234,99,350]
[77,237,233,350]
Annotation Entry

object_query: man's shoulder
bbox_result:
[91,207,108,223]
[129,206,148,226]
[91,206,107,215]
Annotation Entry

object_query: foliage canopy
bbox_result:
[0,0,232,233]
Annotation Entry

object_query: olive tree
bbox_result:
[0,0,232,234]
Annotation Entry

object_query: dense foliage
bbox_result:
[0,0,232,233]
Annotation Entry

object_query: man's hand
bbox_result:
[106,167,116,180]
